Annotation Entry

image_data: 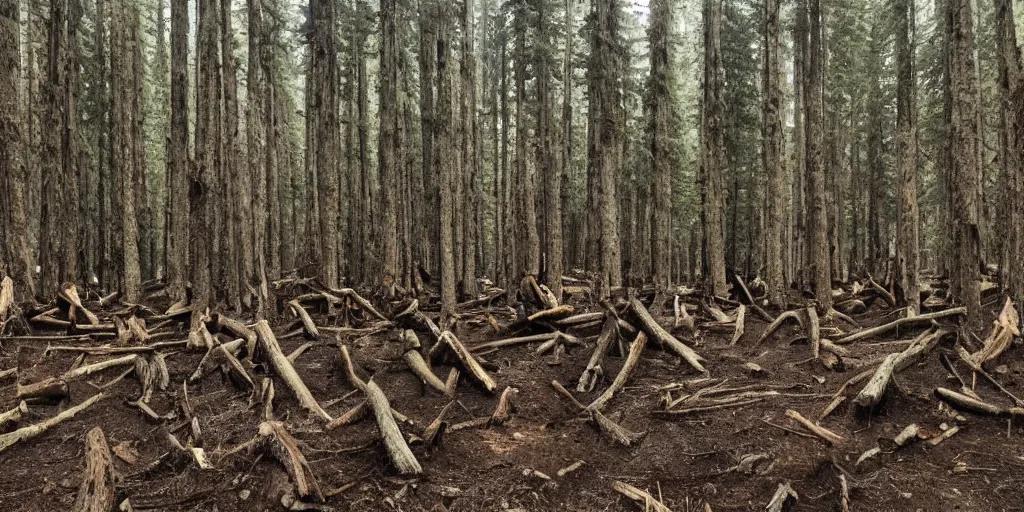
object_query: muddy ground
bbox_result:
[0,283,1022,512]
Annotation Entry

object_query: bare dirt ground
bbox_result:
[0,277,1022,512]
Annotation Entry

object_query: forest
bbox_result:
[0,0,1023,509]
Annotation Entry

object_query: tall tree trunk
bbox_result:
[763,0,784,307]
[514,6,539,280]
[1,0,34,299]
[649,0,672,294]
[379,0,400,293]
[560,0,573,287]
[310,0,340,288]
[246,0,265,308]
[192,0,220,307]
[111,0,140,301]
[461,0,479,298]
[438,0,457,319]
[701,0,727,297]
[895,0,920,315]
[805,0,830,310]
[221,0,243,309]
[791,0,807,288]
[995,0,1022,301]
[40,0,82,295]
[418,0,437,283]
[947,0,981,327]
[167,0,188,303]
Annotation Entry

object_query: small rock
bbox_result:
[238,489,251,501]
[995,365,1009,375]
[939,422,949,431]
[512,432,525,440]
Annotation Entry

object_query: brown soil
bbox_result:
[0,291,1022,512]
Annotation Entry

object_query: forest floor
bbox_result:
[0,277,1022,511]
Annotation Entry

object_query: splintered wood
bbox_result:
[969,298,1018,366]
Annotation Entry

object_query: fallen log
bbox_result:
[868,275,896,307]
[287,300,321,338]
[935,387,1024,417]
[528,305,575,322]
[577,316,619,392]
[735,274,774,322]
[0,277,14,325]
[806,307,820,359]
[189,338,245,383]
[785,409,843,445]
[954,345,1024,406]
[212,314,258,356]
[328,288,388,321]
[441,331,497,392]
[756,309,804,346]
[339,345,422,474]
[554,311,605,327]
[63,354,139,382]
[0,392,104,454]
[17,378,69,403]
[73,427,118,512]
[488,386,518,426]
[254,320,331,422]
[400,330,450,396]
[853,328,949,409]
[833,307,965,344]
[587,332,647,412]
[627,298,705,374]
[551,380,644,446]
[468,332,559,353]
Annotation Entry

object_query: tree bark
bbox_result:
[591,0,623,296]
[806,0,830,310]
[310,0,340,288]
[763,0,784,308]
[438,0,458,319]
[946,0,981,327]
[701,0,727,297]
[649,0,672,294]
[995,0,1022,302]
[895,0,920,315]
[111,0,140,302]
[0,0,34,299]
[379,0,400,292]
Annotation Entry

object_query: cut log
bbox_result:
[755,309,804,346]
[577,316,618,392]
[0,401,28,428]
[611,480,672,512]
[674,295,695,333]
[254,320,331,422]
[287,300,321,338]
[441,332,497,392]
[834,307,966,344]
[853,328,949,409]
[587,333,647,412]
[17,378,69,403]
[338,345,422,474]
[73,427,118,512]
[968,298,1019,367]
[329,288,388,321]
[736,274,774,322]
[0,393,104,454]
[256,421,324,501]
[627,298,705,374]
